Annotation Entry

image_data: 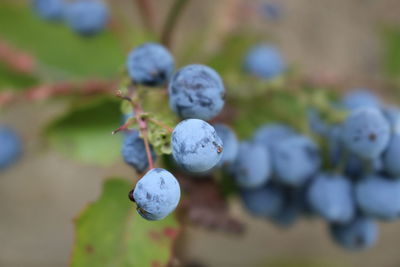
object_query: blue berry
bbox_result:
[243,44,286,79]
[260,2,283,21]
[383,106,400,134]
[342,89,381,111]
[383,133,400,177]
[127,43,174,86]
[121,112,134,125]
[327,126,344,167]
[344,153,364,179]
[240,183,283,217]
[32,0,65,21]
[271,204,300,227]
[65,0,108,36]
[213,124,239,168]
[307,173,355,223]
[270,187,302,227]
[0,126,22,171]
[307,109,330,136]
[355,175,400,220]
[253,123,295,174]
[132,168,180,221]
[172,119,223,173]
[272,135,320,186]
[253,123,294,152]
[342,108,390,160]
[329,217,378,250]
[344,153,383,180]
[231,141,271,189]
[122,130,156,173]
[168,64,225,120]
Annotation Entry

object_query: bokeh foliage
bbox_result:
[71,178,179,267]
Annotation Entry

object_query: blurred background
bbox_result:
[2,0,400,266]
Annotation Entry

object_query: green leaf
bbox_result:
[0,2,125,79]
[45,97,123,165]
[71,178,180,267]
[382,26,400,78]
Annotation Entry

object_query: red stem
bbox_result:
[0,80,115,107]
[141,128,155,169]
[115,86,155,170]
[129,86,155,170]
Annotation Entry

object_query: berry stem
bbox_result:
[117,85,155,170]
[147,117,174,133]
[111,122,130,135]
[133,94,155,170]
[161,0,191,48]
[141,126,155,169]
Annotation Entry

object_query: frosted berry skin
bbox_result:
[171,119,223,173]
[213,124,239,168]
[341,89,381,111]
[132,168,181,221]
[383,133,400,177]
[356,175,400,220]
[307,109,330,136]
[127,43,174,86]
[307,173,355,223]
[243,44,286,79]
[327,126,344,167]
[168,64,225,121]
[65,0,108,36]
[231,142,271,189]
[121,130,156,173]
[270,186,303,227]
[342,108,390,160]
[32,0,65,21]
[329,217,378,251]
[0,126,22,171]
[383,106,400,134]
[240,184,283,217]
[344,153,364,179]
[272,135,320,186]
[253,123,294,152]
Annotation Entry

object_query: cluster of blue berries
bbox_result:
[0,126,22,171]
[232,124,321,228]
[123,42,227,221]
[226,88,393,250]
[120,41,396,251]
[228,88,400,250]
[303,89,400,250]
[32,0,109,36]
